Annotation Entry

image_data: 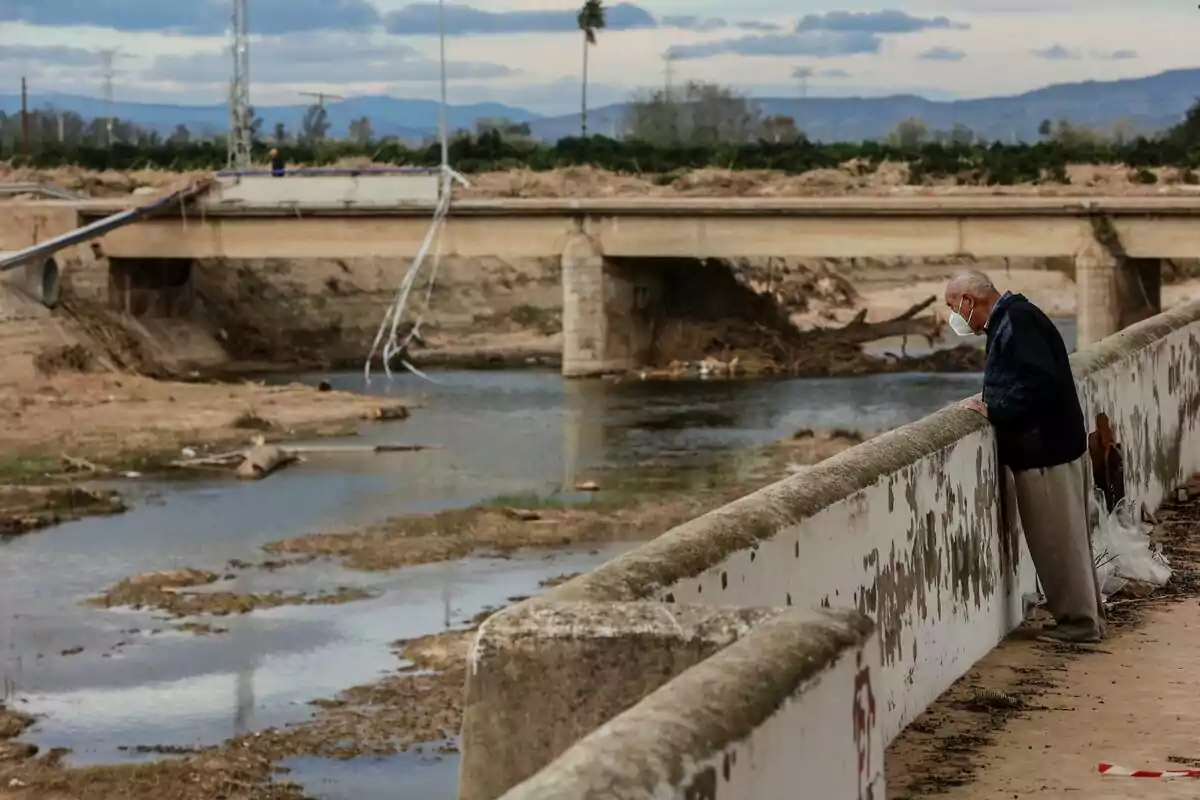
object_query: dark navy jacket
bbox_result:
[983,292,1086,471]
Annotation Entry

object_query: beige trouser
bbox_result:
[1011,456,1107,636]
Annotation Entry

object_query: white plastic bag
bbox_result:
[1092,489,1172,598]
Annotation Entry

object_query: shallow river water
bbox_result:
[0,366,994,796]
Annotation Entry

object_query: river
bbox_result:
[0,365,997,796]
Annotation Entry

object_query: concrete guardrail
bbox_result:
[460,299,1200,800]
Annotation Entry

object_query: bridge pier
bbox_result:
[1076,246,1161,347]
[561,235,661,378]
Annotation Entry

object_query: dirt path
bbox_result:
[889,480,1200,798]
[929,602,1200,798]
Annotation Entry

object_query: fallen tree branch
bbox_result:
[284,443,438,454]
[804,296,939,347]
[236,445,297,481]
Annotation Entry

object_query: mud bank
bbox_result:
[1,214,1011,378]
[0,368,411,538]
[87,567,374,618]
[0,373,408,465]
[0,484,125,538]
[60,248,1200,379]
[0,632,470,800]
[66,250,997,377]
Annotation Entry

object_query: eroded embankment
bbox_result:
[632,256,984,377]
[73,252,989,376]
[0,342,411,538]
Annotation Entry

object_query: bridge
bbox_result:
[0,169,1193,376]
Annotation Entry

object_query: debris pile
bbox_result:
[1093,490,1172,599]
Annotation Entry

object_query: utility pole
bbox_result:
[20,77,28,159]
[100,50,116,147]
[794,66,814,99]
[662,54,675,100]
[228,0,252,169]
[437,0,448,169]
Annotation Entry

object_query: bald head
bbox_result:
[944,270,1001,334]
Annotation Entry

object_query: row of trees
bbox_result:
[5,83,1200,186]
[0,95,1159,158]
[0,103,368,153]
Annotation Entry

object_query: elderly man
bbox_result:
[946,270,1106,643]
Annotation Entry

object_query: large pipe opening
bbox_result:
[0,253,61,309]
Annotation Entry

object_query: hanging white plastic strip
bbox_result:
[362,0,472,385]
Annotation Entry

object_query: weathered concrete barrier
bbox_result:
[497,608,882,800]
[461,301,1200,799]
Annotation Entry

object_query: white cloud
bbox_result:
[146,31,514,85]
[0,3,1192,115]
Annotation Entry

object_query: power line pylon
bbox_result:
[228,0,252,169]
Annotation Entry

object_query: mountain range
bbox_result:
[1,68,1198,144]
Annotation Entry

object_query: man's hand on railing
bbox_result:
[959,394,988,418]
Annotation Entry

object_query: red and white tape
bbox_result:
[1100,763,1200,779]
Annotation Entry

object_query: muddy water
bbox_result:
[0,368,986,796]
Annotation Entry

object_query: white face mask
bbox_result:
[948,298,976,337]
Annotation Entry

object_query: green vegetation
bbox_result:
[7,87,1200,186]
[508,304,562,335]
[481,492,585,510]
[0,455,59,483]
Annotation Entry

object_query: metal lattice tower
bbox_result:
[228,0,252,168]
[100,50,116,147]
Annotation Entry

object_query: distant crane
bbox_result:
[299,91,344,109]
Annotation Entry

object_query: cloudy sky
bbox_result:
[0,0,1193,115]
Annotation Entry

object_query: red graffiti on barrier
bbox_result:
[852,653,877,800]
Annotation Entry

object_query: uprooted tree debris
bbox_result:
[171,440,437,481]
[626,258,985,379]
[643,294,982,379]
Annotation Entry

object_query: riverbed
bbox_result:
[0,367,989,797]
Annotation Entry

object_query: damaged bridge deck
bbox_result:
[46,195,1200,261]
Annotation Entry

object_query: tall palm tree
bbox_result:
[577,0,606,137]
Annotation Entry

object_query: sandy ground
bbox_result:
[0,374,408,466]
[8,162,1200,199]
[0,372,411,540]
[934,603,1200,798]
[888,476,1200,798]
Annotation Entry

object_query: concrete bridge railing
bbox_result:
[460,300,1200,800]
